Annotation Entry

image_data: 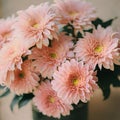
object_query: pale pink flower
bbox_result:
[0,16,16,48]
[0,39,30,84]
[52,59,98,104]
[14,3,58,49]
[33,80,73,118]
[112,32,120,65]
[54,0,96,30]
[29,33,73,78]
[74,26,119,70]
[4,60,39,95]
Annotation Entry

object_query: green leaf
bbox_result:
[97,65,120,100]
[76,32,83,38]
[102,17,117,28]
[102,86,111,100]
[92,18,103,28]
[0,88,10,98]
[0,85,5,90]
[62,23,75,37]
[18,93,34,108]
[92,17,116,28]
[112,65,120,87]
[83,29,93,33]
[10,95,23,111]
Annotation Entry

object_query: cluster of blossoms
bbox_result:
[0,0,120,119]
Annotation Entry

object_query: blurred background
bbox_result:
[0,0,120,120]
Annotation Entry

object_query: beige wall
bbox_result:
[0,0,120,120]
[1,0,52,17]
[0,0,2,17]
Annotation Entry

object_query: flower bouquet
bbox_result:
[0,0,120,120]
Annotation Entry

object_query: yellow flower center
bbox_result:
[73,79,79,86]
[94,45,103,53]
[49,53,57,59]
[33,23,39,29]
[49,97,55,103]
[69,11,79,17]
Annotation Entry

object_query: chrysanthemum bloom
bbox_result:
[14,3,58,49]
[52,59,98,104]
[54,0,96,31]
[112,32,120,65]
[0,39,31,84]
[29,33,73,78]
[74,26,119,70]
[33,80,73,118]
[0,16,15,48]
[4,60,39,95]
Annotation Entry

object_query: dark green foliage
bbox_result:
[0,85,5,89]
[18,93,34,108]
[76,31,83,38]
[10,95,23,111]
[92,17,117,29]
[62,23,83,45]
[97,65,120,100]
[0,88,10,98]
[10,93,34,111]
[83,29,93,33]
[63,23,75,37]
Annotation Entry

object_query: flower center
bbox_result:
[73,78,79,86]
[94,45,103,53]
[2,32,10,39]
[49,53,57,59]
[33,23,39,29]
[69,11,79,17]
[18,72,25,78]
[49,96,55,103]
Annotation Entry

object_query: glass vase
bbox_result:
[32,102,88,120]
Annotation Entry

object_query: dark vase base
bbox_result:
[32,103,88,120]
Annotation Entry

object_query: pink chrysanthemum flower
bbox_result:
[4,60,39,95]
[112,32,120,65]
[29,33,73,78]
[54,0,96,30]
[0,16,15,48]
[74,26,119,70]
[14,3,58,49]
[52,59,98,104]
[33,80,73,118]
[0,39,30,84]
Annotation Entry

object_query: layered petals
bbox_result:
[4,60,39,95]
[33,80,73,118]
[54,0,96,30]
[29,33,73,78]
[52,59,98,104]
[74,26,119,70]
[14,3,58,49]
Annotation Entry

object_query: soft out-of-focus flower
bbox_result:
[0,16,16,48]
[75,26,119,70]
[54,0,96,31]
[29,33,73,78]
[14,3,58,49]
[112,32,120,65]
[0,39,30,84]
[52,59,98,104]
[4,60,39,95]
[33,80,73,118]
